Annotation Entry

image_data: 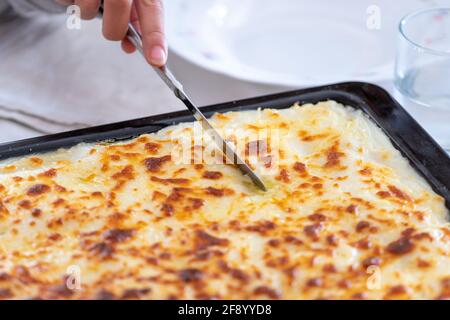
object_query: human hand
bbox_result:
[59,0,166,66]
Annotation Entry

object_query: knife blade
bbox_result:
[98,8,267,191]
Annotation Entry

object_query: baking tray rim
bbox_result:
[2,81,385,151]
[0,81,443,152]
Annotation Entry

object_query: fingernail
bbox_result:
[149,46,167,66]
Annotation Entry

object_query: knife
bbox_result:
[98,8,267,191]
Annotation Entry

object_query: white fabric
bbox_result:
[0,14,448,152]
[0,0,64,17]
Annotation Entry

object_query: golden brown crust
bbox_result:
[0,101,448,300]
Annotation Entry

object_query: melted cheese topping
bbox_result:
[0,101,448,300]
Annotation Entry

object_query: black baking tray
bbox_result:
[1,82,449,209]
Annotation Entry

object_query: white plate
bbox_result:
[166,0,448,87]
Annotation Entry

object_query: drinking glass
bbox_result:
[395,7,450,152]
[395,7,450,109]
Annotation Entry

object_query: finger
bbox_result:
[130,4,140,31]
[121,39,137,54]
[103,0,133,41]
[56,0,74,6]
[74,0,100,20]
[135,0,167,66]
[121,6,139,54]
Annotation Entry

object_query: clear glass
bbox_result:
[395,8,450,110]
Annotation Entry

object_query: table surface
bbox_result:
[0,15,448,151]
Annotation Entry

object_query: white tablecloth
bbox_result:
[0,15,448,150]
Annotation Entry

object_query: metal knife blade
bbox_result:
[108,17,267,191]
[174,89,268,192]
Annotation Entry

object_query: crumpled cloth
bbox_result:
[0,0,65,19]
[0,15,183,143]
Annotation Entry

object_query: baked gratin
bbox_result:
[0,101,449,300]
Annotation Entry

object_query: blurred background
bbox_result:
[0,0,448,150]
